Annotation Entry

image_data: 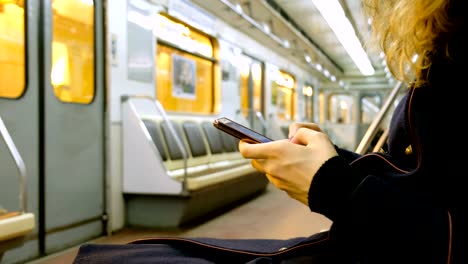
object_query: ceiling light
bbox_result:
[315,63,322,71]
[235,3,243,14]
[262,23,271,34]
[312,0,375,76]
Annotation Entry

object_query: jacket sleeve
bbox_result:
[307,155,365,221]
[334,146,361,162]
[307,155,450,263]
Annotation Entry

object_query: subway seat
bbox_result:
[0,211,35,257]
[0,212,34,242]
[123,114,268,227]
[142,116,256,190]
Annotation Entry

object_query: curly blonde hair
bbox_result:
[363,0,455,88]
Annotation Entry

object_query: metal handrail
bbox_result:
[355,81,405,154]
[372,128,389,153]
[121,95,189,193]
[0,116,27,213]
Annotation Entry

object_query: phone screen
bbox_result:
[213,117,273,143]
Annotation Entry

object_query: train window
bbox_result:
[360,95,381,124]
[239,55,264,118]
[51,0,95,104]
[302,84,314,122]
[155,14,213,58]
[271,70,296,121]
[156,14,219,114]
[328,93,354,124]
[0,1,25,99]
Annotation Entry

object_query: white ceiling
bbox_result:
[189,0,392,90]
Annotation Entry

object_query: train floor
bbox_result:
[27,183,332,264]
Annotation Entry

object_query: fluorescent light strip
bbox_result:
[312,0,375,76]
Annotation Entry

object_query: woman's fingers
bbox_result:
[288,122,322,139]
[290,128,339,160]
[238,140,269,159]
[250,159,266,173]
[289,127,321,146]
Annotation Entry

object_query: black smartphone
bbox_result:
[213,117,273,143]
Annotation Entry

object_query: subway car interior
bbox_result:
[0,0,405,263]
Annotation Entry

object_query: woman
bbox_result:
[239,0,467,262]
[73,0,466,263]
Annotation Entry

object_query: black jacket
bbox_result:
[309,56,468,263]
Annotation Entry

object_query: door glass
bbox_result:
[271,70,295,121]
[239,55,263,118]
[360,95,381,124]
[302,84,314,121]
[51,0,95,104]
[0,1,25,99]
[328,93,354,124]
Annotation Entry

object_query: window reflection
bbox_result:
[0,2,25,99]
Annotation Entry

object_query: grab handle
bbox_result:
[0,116,28,213]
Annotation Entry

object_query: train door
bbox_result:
[239,54,264,131]
[270,69,296,137]
[0,0,105,262]
[43,0,105,255]
[326,92,357,150]
[271,69,296,122]
[0,0,40,262]
[302,83,314,122]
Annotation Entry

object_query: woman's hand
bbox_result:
[239,124,338,206]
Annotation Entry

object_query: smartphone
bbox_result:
[213,117,273,143]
